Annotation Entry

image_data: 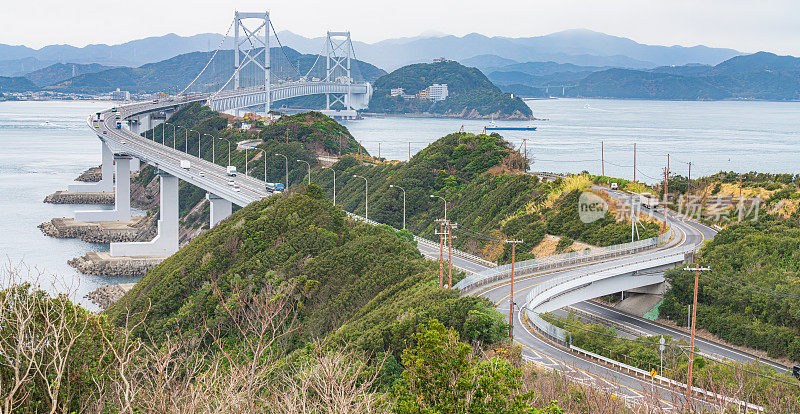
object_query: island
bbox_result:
[367,60,533,119]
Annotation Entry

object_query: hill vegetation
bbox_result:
[311,132,659,263]
[368,61,533,119]
[0,75,38,93]
[24,62,115,87]
[568,52,800,100]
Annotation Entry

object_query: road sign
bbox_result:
[659,336,666,351]
[650,369,658,378]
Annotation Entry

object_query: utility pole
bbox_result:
[633,143,637,182]
[446,220,457,289]
[662,154,670,232]
[688,162,692,193]
[408,142,411,162]
[683,265,711,400]
[601,141,604,177]
[521,138,528,167]
[738,172,744,222]
[378,142,381,161]
[505,239,524,338]
[338,131,342,157]
[435,219,446,288]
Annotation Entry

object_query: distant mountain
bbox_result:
[567,52,800,100]
[488,70,596,88]
[0,76,39,93]
[45,46,384,94]
[497,83,548,98]
[2,29,743,77]
[24,63,116,87]
[368,61,532,119]
[460,54,519,71]
[0,33,226,74]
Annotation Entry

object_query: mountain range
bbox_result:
[0,29,743,77]
[27,47,384,94]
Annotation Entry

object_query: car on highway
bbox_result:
[233,185,241,192]
[102,131,107,134]
[199,172,205,177]
[228,180,235,186]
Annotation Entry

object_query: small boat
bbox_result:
[485,120,536,131]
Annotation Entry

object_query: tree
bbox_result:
[392,320,538,414]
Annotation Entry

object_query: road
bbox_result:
[96,102,779,409]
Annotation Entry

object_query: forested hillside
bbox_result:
[368,61,533,119]
[653,172,800,363]
[312,132,659,263]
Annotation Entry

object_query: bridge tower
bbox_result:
[233,11,271,115]
[325,31,353,111]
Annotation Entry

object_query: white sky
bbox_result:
[2,0,799,54]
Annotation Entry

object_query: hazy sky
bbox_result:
[2,0,799,54]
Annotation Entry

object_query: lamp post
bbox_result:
[322,166,336,205]
[297,159,311,185]
[175,125,188,152]
[202,133,215,162]
[165,122,176,148]
[354,175,368,220]
[389,184,406,229]
[275,153,288,189]
[190,130,200,158]
[221,137,233,167]
[249,147,267,180]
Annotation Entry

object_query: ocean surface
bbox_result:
[1,98,799,309]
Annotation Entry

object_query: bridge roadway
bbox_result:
[464,192,786,409]
[97,101,783,409]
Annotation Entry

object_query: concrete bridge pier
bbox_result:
[110,171,179,257]
[207,193,232,228]
[74,155,132,222]
[68,140,114,193]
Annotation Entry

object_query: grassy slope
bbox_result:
[107,190,506,355]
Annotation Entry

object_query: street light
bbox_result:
[354,174,368,220]
[297,159,311,185]
[321,166,336,205]
[221,137,233,167]
[190,130,201,158]
[430,194,447,221]
[202,133,215,162]
[175,125,189,152]
[390,184,406,229]
[275,153,288,189]
[165,122,176,148]
[256,148,267,181]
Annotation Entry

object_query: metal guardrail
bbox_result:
[455,229,673,292]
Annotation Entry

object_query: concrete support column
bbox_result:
[206,192,232,228]
[69,140,114,193]
[129,157,140,172]
[74,155,132,222]
[110,172,179,257]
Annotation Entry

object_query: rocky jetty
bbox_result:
[69,252,164,277]
[85,282,135,309]
[43,191,114,204]
[76,166,102,182]
[38,216,153,243]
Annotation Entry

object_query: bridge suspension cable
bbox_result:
[179,19,235,95]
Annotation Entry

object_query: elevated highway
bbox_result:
[75,97,779,411]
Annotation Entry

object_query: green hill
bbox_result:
[311,132,659,263]
[368,61,533,119]
[568,52,800,100]
[0,75,38,92]
[107,189,506,353]
[24,62,115,87]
